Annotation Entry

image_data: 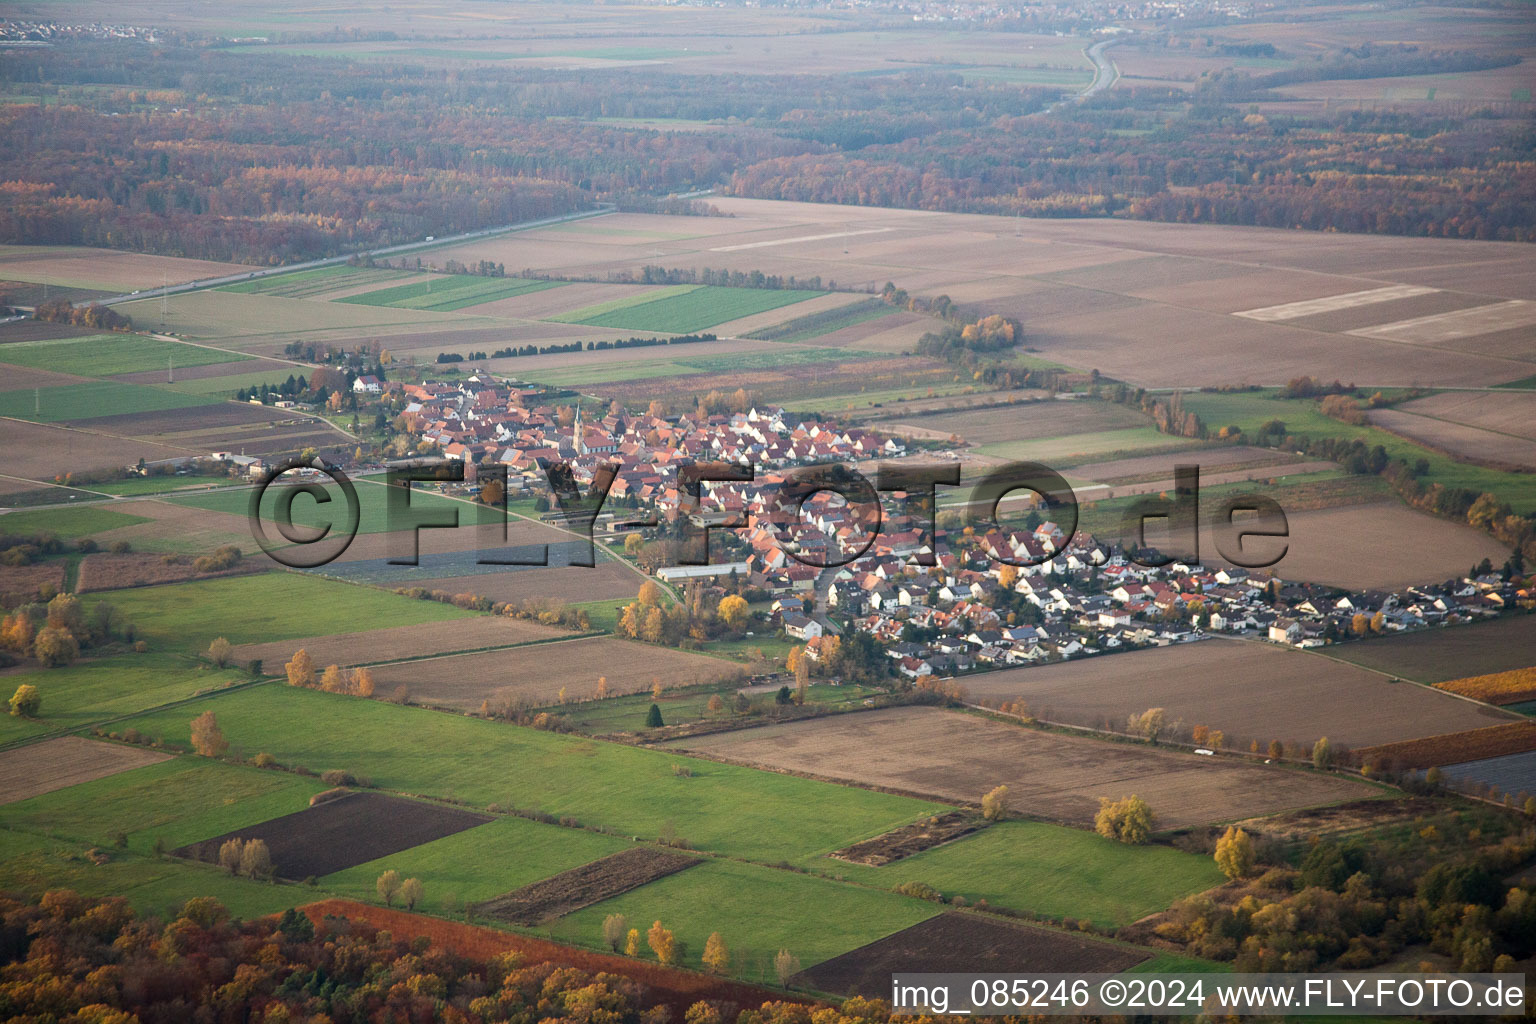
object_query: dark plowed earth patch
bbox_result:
[474,847,700,925]
[830,811,987,866]
[795,912,1146,998]
[173,791,491,879]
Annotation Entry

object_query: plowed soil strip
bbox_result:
[475,847,700,925]
[830,811,986,866]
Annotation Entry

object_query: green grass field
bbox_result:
[547,285,700,323]
[168,368,317,397]
[169,477,503,536]
[745,298,897,343]
[0,504,149,539]
[554,286,825,333]
[0,756,326,857]
[321,814,629,907]
[0,335,249,377]
[545,682,877,734]
[830,821,1224,928]
[114,684,946,864]
[543,857,940,980]
[0,380,223,423]
[0,654,246,747]
[219,265,411,298]
[1180,389,1536,513]
[81,572,473,653]
[339,275,561,312]
[0,827,305,919]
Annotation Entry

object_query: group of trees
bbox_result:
[0,890,799,1024]
[376,869,424,910]
[1095,794,1155,844]
[1,592,131,669]
[1155,814,1536,971]
[216,837,273,880]
[284,648,377,697]
[613,580,752,649]
[31,297,132,330]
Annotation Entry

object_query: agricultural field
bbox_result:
[959,638,1513,750]
[111,683,947,865]
[539,856,941,981]
[0,655,248,747]
[1368,407,1536,473]
[1325,616,1536,683]
[367,637,742,709]
[872,398,1151,447]
[474,847,700,924]
[75,550,260,592]
[80,572,474,653]
[229,617,575,672]
[318,813,630,908]
[0,379,223,423]
[0,334,251,377]
[0,245,250,292]
[219,264,415,298]
[175,791,492,880]
[0,757,329,859]
[1354,721,1536,770]
[665,707,1379,828]
[829,820,1224,927]
[0,504,149,539]
[552,285,825,333]
[1439,751,1536,797]
[169,477,503,538]
[1435,668,1536,706]
[0,737,172,804]
[339,275,562,311]
[795,913,1144,997]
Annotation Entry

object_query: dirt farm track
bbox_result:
[665,707,1377,829]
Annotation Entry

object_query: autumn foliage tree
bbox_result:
[646,920,677,965]
[8,684,40,718]
[703,932,730,974]
[1214,826,1256,879]
[981,784,1010,821]
[190,711,228,758]
[1095,795,1154,845]
[285,648,315,688]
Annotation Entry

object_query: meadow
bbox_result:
[0,654,247,748]
[81,572,473,653]
[556,286,825,333]
[169,477,504,536]
[1180,389,1536,513]
[0,380,223,423]
[745,297,896,343]
[0,504,149,538]
[0,335,249,377]
[112,683,947,865]
[541,857,940,979]
[340,275,563,311]
[320,814,631,906]
[219,265,412,298]
[833,820,1222,928]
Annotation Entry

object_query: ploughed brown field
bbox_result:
[174,791,491,879]
[1146,501,1509,591]
[1354,721,1536,771]
[0,420,200,482]
[664,707,1377,828]
[369,636,739,710]
[0,736,172,805]
[959,637,1513,750]
[229,616,573,671]
[871,399,1149,446]
[794,912,1145,998]
[1325,615,1536,683]
[474,847,700,925]
[1367,407,1536,473]
[75,551,261,593]
[829,810,987,867]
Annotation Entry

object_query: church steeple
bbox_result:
[574,399,586,456]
